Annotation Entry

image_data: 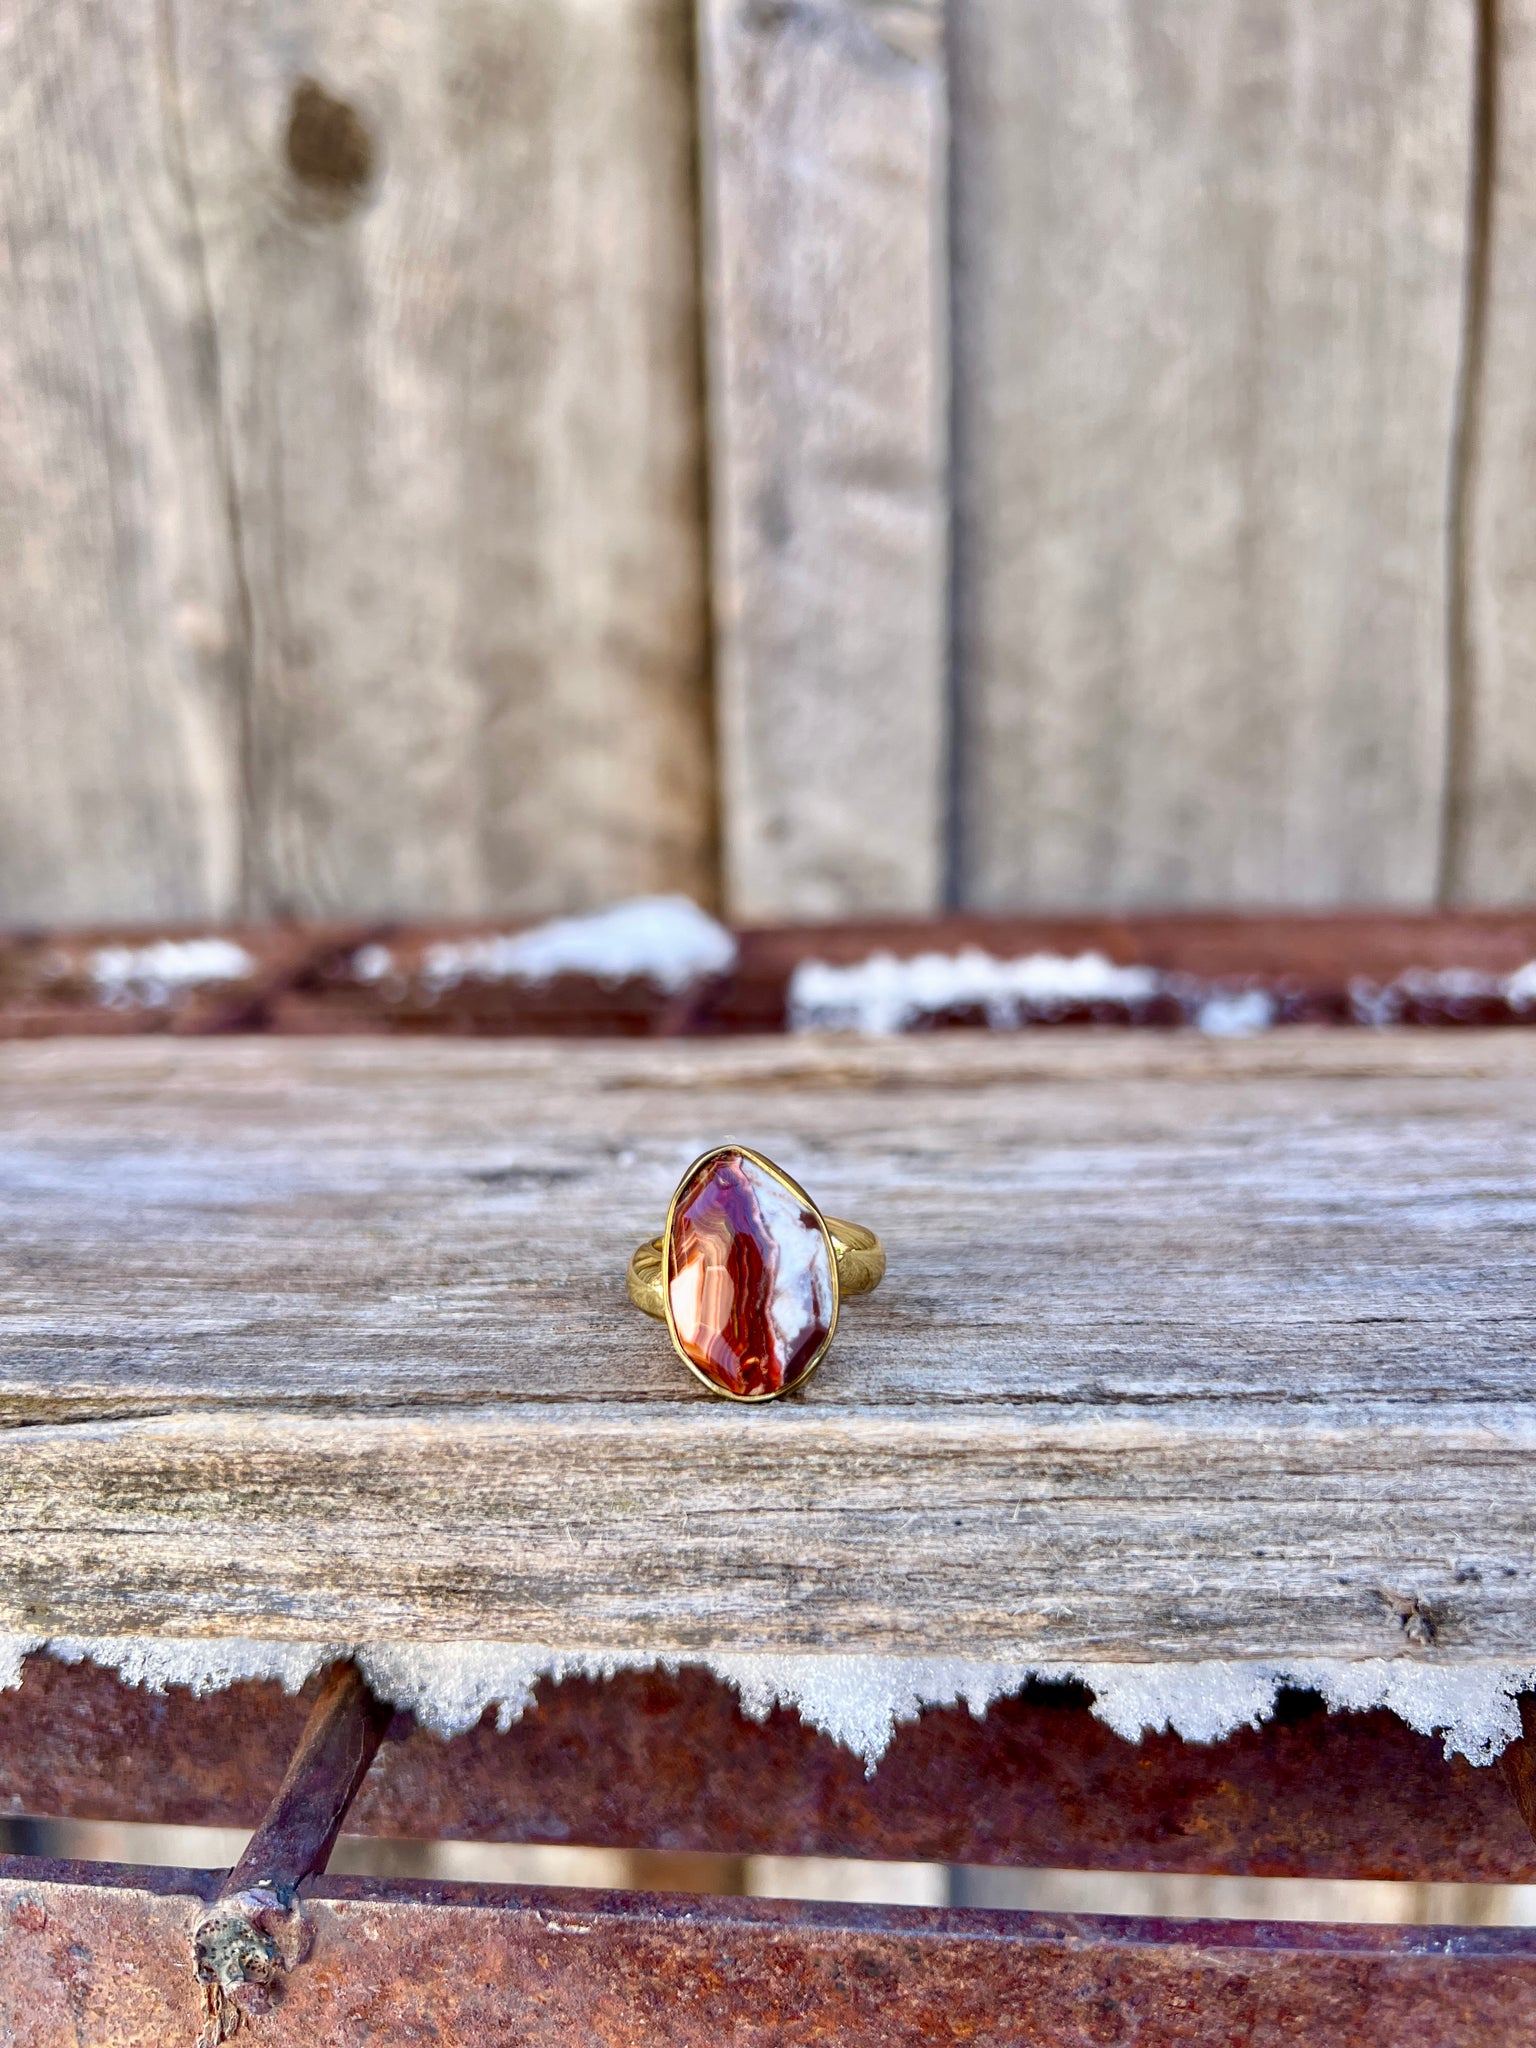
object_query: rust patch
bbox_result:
[1,1658,1532,1885]
[4,1862,1536,2046]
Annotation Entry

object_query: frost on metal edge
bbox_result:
[787,948,1536,1037]
[788,950,1160,1035]
[6,1639,1536,1771]
[90,938,255,1010]
[1074,1659,1536,1766]
[44,1636,345,1697]
[412,897,737,998]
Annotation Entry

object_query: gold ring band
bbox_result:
[627,1144,885,1401]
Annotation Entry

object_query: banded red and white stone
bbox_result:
[666,1148,835,1397]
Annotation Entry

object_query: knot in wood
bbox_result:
[285,79,375,215]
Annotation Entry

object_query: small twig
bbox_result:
[193,1659,391,2043]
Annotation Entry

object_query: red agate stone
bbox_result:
[666,1149,835,1396]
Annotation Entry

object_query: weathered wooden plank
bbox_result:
[951,0,1475,910]
[698,0,948,918]
[1445,0,1536,903]
[7,1863,1536,2048]
[0,0,712,927]
[0,0,245,924]
[164,0,714,918]
[0,1033,1533,1657]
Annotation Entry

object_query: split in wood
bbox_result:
[193,1660,392,2044]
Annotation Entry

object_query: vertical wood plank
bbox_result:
[170,0,714,919]
[951,0,1475,911]
[1448,0,1536,904]
[698,0,948,920]
[0,0,246,924]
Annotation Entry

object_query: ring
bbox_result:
[627,1144,885,1401]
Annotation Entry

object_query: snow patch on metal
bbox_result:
[355,897,737,999]
[9,1637,1535,1772]
[789,948,1536,1035]
[90,938,255,1009]
[788,950,1160,1033]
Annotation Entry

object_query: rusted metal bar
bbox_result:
[4,909,1536,1036]
[213,1662,392,1900]
[191,1660,391,2045]
[4,1859,1536,2046]
[355,1669,1536,1884]
[1500,1694,1536,1849]
[0,923,373,1037]
[3,1658,1531,1884]
[717,908,1536,1032]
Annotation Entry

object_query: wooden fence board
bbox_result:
[697,0,948,919]
[1,1032,1534,1657]
[0,1,713,928]
[1447,0,1536,904]
[170,0,714,920]
[0,1,245,925]
[951,0,1476,911]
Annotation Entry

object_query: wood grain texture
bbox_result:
[951,0,1476,911]
[172,0,715,919]
[1446,0,1536,904]
[1,1032,1534,1658]
[698,0,948,919]
[0,0,245,924]
[0,0,712,927]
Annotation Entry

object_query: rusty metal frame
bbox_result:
[7,1655,1536,2041]
[6,1858,1536,2045]
[6,909,1536,1036]
[5,1657,1536,1884]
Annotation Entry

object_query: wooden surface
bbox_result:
[697,0,948,919]
[0,0,245,925]
[0,0,712,926]
[950,0,1476,911]
[7,0,1536,925]
[1449,0,1536,904]
[1,1031,1534,1658]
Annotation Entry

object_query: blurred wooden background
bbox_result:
[0,0,1528,929]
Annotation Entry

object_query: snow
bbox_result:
[789,948,1536,1037]
[91,938,255,1009]
[1194,989,1277,1038]
[351,942,395,984]
[1069,1659,1536,1764]
[1349,969,1507,1027]
[8,1636,1532,1772]
[398,897,737,997]
[789,950,1159,1034]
